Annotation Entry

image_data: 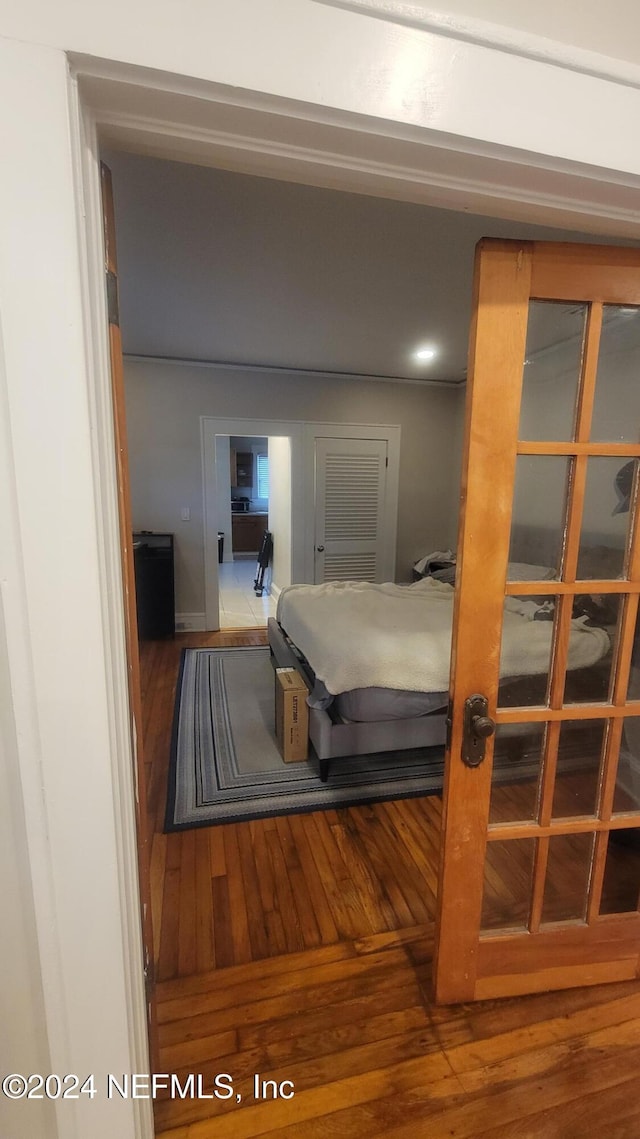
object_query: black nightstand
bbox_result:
[133,533,175,639]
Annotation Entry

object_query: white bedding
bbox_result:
[276,578,610,696]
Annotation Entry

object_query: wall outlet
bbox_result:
[180,507,190,521]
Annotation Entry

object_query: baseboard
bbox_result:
[175,612,206,632]
[270,582,282,603]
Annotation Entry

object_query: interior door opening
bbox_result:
[202,420,298,632]
[215,432,282,629]
[102,147,640,1136]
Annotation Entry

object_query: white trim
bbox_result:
[270,582,282,604]
[72,85,154,1139]
[175,612,207,632]
[97,107,640,237]
[124,353,462,388]
[80,52,640,233]
[314,0,640,88]
[0,47,152,1139]
[0,228,62,1139]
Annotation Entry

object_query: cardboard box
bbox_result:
[275,668,309,762]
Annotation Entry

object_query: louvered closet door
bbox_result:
[314,437,388,583]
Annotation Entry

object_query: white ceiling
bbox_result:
[107,149,623,383]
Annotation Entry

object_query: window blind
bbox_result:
[256,453,269,499]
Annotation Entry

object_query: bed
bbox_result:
[268,574,611,779]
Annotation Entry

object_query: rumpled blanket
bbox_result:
[276,577,609,696]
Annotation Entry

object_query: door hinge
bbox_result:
[106,269,120,326]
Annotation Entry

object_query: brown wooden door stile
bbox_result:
[100,162,159,1067]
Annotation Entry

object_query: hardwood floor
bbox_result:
[143,631,640,1137]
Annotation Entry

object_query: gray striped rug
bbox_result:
[165,647,445,830]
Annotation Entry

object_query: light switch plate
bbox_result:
[180,507,190,521]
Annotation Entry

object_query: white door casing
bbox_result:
[203,419,400,627]
[7,12,640,1137]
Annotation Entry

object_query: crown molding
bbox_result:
[123,353,466,388]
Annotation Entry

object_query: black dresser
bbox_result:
[133,533,175,639]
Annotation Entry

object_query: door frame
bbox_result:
[202,415,305,629]
[202,418,400,626]
[59,52,640,1139]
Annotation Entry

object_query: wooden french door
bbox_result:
[101,164,159,1063]
[435,239,640,1003]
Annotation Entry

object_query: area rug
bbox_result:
[165,647,445,831]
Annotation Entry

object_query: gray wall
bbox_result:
[125,359,463,615]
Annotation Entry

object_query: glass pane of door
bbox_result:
[563,594,620,704]
[498,595,557,709]
[576,457,634,580]
[613,716,640,813]
[481,839,535,931]
[490,723,545,824]
[551,719,606,819]
[591,306,640,443]
[600,831,640,913]
[541,833,594,924]
[519,301,586,441]
[507,456,569,580]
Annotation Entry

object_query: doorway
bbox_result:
[218,433,278,628]
[201,415,402,630]
[202,417,304,631]
[9,30,640,1138]
[103,172,640,1135]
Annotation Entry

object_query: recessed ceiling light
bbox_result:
[414,346,437,362]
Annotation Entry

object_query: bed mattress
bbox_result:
[332,685,449,722]
[277,578,610,701]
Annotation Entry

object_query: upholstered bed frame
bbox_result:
[267,617,447,780]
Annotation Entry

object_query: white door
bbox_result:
[314,436,388,583]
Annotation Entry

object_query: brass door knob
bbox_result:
[472,715,495,739]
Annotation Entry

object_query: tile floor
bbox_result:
[218,557,277,628]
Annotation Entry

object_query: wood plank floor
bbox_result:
[143,630,640,1137]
